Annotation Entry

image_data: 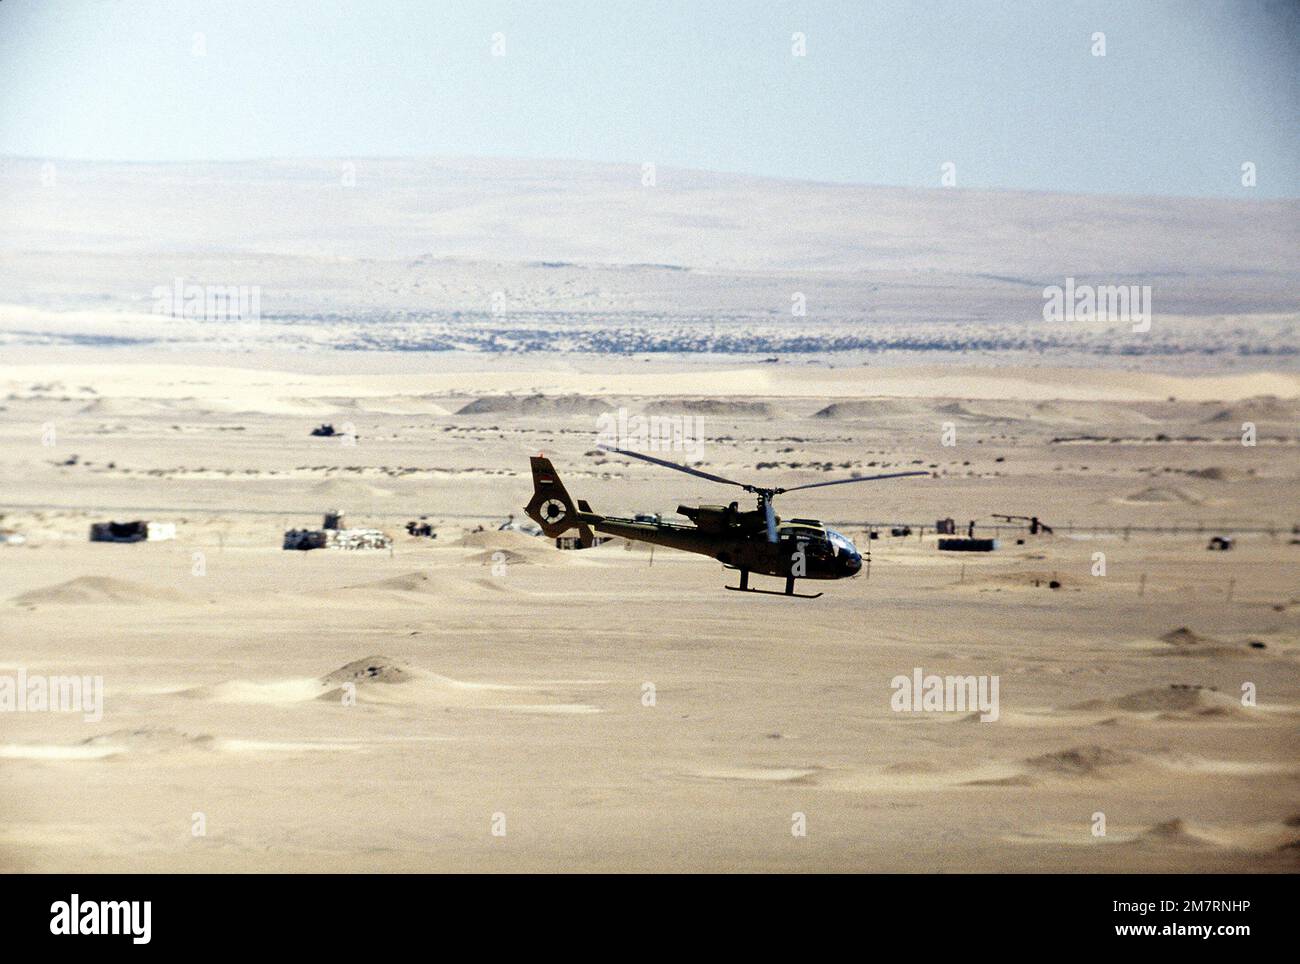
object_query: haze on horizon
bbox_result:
[0,0,1297,199]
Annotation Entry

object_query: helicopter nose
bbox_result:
[843,553,862,575]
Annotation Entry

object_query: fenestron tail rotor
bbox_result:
[596,444,929,542]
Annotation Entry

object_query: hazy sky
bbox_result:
[1,0,1296,197]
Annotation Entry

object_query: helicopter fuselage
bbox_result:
[575,504,863,580]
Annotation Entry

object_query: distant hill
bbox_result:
[2,155,1295,277]
[1,156,1295,357]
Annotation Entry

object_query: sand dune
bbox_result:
[812,398,928,420]
[693,765,820,783]
[644,398,775,418]
[1070,684,1257,721]
[350,395,451,416]
[327,571,504,598]
[1026,745,1135,777]
[467,548,527,567]
[1007,816,1300,853]
[464,546,576,570]
[77,397,173,417]
[307,477,395,501]
[457,529,551,551]
[1156,626,1228,646]
[320,655,412,685]
[934,401,1028,423]
[10,576,190,607]
[1118,486,1204,505]
[213,738,364,754]
[178,657,601,715]
[315,662,599,713]
[1146,752,1297,776]
[456,529,571,567]
[456,394,613,416]
[180,678,327,704]
[189,396,344,417]
[1137,818,1216,847]
[79,727,215,757]
[1184,466,1244,480]
[0,730,368,762]
[0,744,124,761]
[1152,627,1273,659]
[1201,396,1297,424]
[824,762,1029,792]
[814,395,1156,427]
[961,743,1294,789]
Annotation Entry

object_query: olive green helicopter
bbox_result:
[525,446,928,598]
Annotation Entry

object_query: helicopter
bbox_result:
[524,445,929,598]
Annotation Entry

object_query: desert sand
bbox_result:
[1,157,1297,871]
[1,354,1297,872]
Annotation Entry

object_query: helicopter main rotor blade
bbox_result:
[597,445,748,489]
[779,470,930,493]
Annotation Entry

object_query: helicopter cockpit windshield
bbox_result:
[826,528,856,556]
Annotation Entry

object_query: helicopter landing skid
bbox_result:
[724,571,823,599]
[725,585,823,599]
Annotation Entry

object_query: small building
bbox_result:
[324,528,392,550]
[935,518,957,535]
[90,520,175,543]
[283,512,392,551]
[937,537,999,552]
[498,515,543,537]
[556,534,612,550]
[283,528,330,550]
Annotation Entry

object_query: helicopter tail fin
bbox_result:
[525,456,595,545]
